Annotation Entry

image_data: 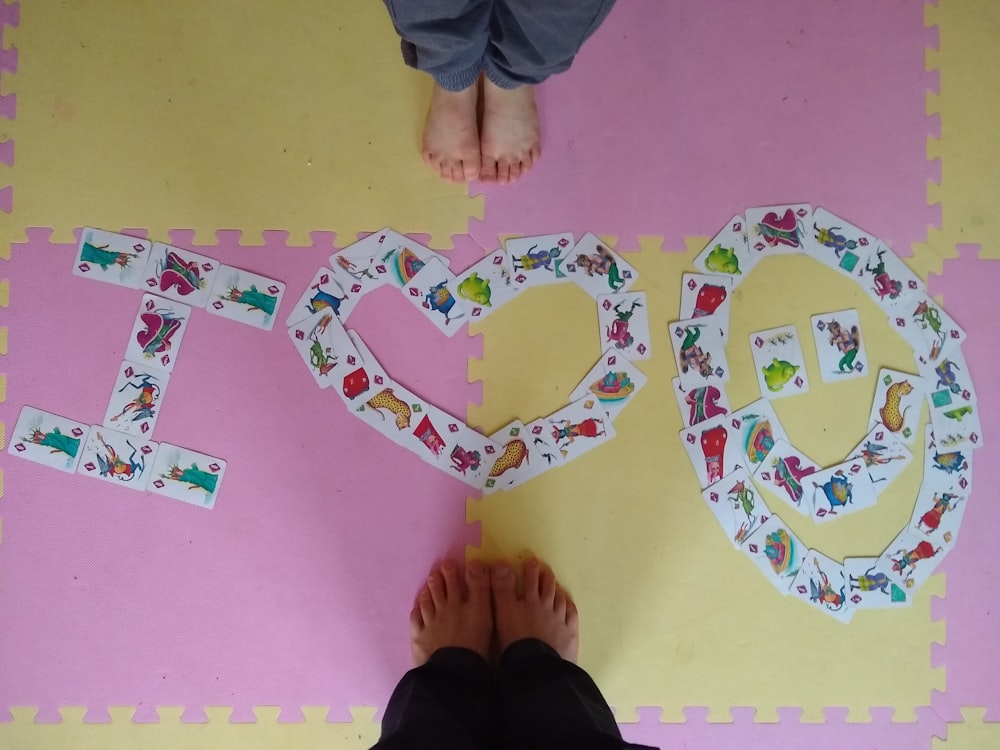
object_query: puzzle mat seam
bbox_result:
[0,1,18,216]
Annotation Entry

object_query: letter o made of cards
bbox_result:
[676,204,979,622]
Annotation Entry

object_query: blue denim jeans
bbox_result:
[383,0,618,90]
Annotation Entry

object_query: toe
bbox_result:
[524,558,541,602]
[508,161,522,183]
[496,161,510,185]
[418,586,435,622]
[466,559,490,602]
[427,569,447,609]
[480,160,498,183]
[566,598,579,627]
[409,604,424,635]
[441,560,461,599]
[539,566,557,606]
[491,561,516,606]
[553,590,567,618]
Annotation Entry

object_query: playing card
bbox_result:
[692,215,758,287]
[789,550,855,623]
[752,438,820,516]
[369,230,449,288]
[73,228,152,288]
[206,266,286,331]
[669,316,729,389]
[505,232,574,288]
[811,309,868,381]
[123,294,192,373]
[329,252,386,299]
[740,513,807,594]
[867,368,926,445]
[729,398,789,471]
[805,208,876,278]
[745,203,813,257]
[542,396,616,463]
[678,410,745,489]
[878,526,946,594]
[929,401,983,451]
[8,406,90,473]
[571,350,648,422]
[559,232,637,298]
[854,243,924,310]
[679,273,732,341]
[447,248,520,322]
[103,360,170,438]
[147,443,226,509]
[436,422,506,490]
[844,424,913,493]
[352,380,430,448]
[922,424,974,494]
[916,346,979,422]
[888,294,966,366]
[401,257,468,336]
[287,309,362,388]
[670,377,731,428]
[483,420,535,493]
[339,329,392,405]
[749,325,810,398]
[141,242,220,308]
[285,267,361,327]
[77,428,159,491]
[521,417,568,475]
[407,403,460,466]
[701,467,771,548]
[843,557,912,610]
[810,460,879,522]
[597,291,651,360]
[909,480,969,551]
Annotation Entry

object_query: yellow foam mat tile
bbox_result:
[0,706,381,750]
[7,0,480,246]
[934,708,1000,750]
[924,1,1000,260]
[467,236,945,720]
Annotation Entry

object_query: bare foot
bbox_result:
[410,559,493,666]
[422,83,481,183]
[479,79,541,185]
[491,558,579,662]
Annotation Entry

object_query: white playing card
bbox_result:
[352,380,430,449]
[844,424,913,493]
[521,417,568,475]
[728,398,789,472]
[811,309,868,381]
[505,232,574,288]
[435,422,506,490]
[542,396,616,464]
[843,557,912,610]
[888,294,966,366]
[571,350,648,422]
[483,420,535,494]
[206,266,286,331]
[909,480,969,551]
[560,232,638,298]
[407,403,461,467]
[854,242,924,310]
[670,377,730,429]
[596,291,651,360]
[339,329,392,405]
[917,346,978,421]
[287,309,362,388]
[789,550,855,623]
[929,401,983,451]
[447,248,521,322]
[679,273,732,341]
[401,257,468,336]
[745,203,813,257]
[141,242,220,308]
[810,460,878,522]
[330,252,386,299]
[867,368,926,445]
[369,230,449,289]
[77,428,159,491]
[147,443,226,509]
[123,294,192,373]
[692,215,758,288]
[8,406,90,473]
[748,325,810,399]
[752,438,820,516]
[678,410,745,489]
[701,467,771,548]
[878,527,946,594]
[73,228,152,288]
[669,315,729,389]
[740,513,807,594]
[805,208,876,278]
[103,360,170,438]
[285,267,361,327]
[922,424,974,494]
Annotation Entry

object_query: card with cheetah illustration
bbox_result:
[811,309,868,382]
[748,325,810,399]
[867,368,926,446]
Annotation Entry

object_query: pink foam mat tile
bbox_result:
[469,0,938,254]
[926,246,1000,721]
[621,706,946,749]
[1,229,486,715]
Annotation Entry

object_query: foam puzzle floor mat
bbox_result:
[3,0,1000,748]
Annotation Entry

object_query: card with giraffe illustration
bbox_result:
[73,228,152,289]
[740,513,806,594]
[811,309,868,381]
[596,291,650,360]
[692,215,759,288]
[748,325,810,399]
[745,203,813,257]
[560,232,637,298]
[700,467,770,549]
[9,406,91,473]
[147,443,227,509]
[867,368,926,445]
[789,550,856,623]
[206,265,286,331]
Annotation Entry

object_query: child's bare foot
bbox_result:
[479,79,541,185]
[410,559,493,666]
[422,83,481,183]
[491,558,579,662]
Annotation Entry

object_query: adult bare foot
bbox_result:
[479,79,541,185]
[410,559,493,667]
[491,558,579,662]
[422,83,481,183]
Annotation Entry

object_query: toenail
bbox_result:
[494,563,511,577]
[428,574,437,584]
[469,563,485,577]
[443,561,456,572]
